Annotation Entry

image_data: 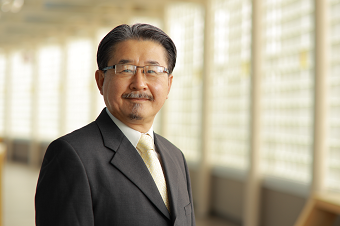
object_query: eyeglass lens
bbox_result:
[116,64,166,76]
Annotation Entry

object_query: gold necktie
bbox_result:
[137,133,170,212]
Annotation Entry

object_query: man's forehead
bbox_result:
[108,40,167,65]
[117,59,161,65]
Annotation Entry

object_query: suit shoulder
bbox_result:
[60,121,99,140]
[43,121,108,166]
[46,121,102,157]
[154,133,180,149]
[154,133,185,159]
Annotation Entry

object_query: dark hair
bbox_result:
[97,23,177,74]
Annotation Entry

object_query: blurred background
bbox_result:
[0,0,340,225]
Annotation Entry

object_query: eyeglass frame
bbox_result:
[101,64,170,75]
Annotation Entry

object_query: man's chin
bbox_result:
[128,103,143,120]
[128,113,143,120]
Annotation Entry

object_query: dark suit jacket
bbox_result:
[35,109,195,226]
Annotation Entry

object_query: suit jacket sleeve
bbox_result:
[35,138,94,226]
[182,152,196,226]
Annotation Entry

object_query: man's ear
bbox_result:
[166,74,173,99]
[95,70,105,95]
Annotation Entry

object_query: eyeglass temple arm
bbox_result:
[101,65,115,71]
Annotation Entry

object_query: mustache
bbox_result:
[122,92,154,101]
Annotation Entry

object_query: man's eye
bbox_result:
[121,69,134,73]
[146,69,157,74]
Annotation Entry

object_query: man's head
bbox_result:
[97,23,176,74]
[95,24,176,133]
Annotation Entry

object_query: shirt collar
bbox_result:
[105,108,154,148]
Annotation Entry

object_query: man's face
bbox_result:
[95,39,173,132]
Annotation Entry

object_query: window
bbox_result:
[262,0,314,183]
[210,0,252,169]
[327,0,340,192]
[0,54,6,136]
[9,51,34,138]
[64,39,94,133]
[166,3,204,162]
[37,45,62,140]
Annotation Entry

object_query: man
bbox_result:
[35,23,195,226]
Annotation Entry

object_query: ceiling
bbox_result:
[0,0,201,47]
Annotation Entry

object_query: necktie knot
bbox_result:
[137,133,154,153]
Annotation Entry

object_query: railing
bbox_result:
[295,193,340,226]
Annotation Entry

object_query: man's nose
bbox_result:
[129,68,148,90]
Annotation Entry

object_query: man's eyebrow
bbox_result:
[117,59,160,65]
[145,61,160,65]
[118,59,133,64]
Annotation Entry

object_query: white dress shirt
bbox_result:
[105,108,161,159]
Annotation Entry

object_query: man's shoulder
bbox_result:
[47,121,106,154]
[45,121,107,160]
[59,121,100,142]
[154,133,176,146]
[154,133,183,155]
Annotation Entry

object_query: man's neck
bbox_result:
[106,108,153,133]
[106,108,154,137]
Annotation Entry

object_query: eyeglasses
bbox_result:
[101,64,170,77]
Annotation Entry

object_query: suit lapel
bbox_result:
[154,134,180,223]
[95,109,170,219]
